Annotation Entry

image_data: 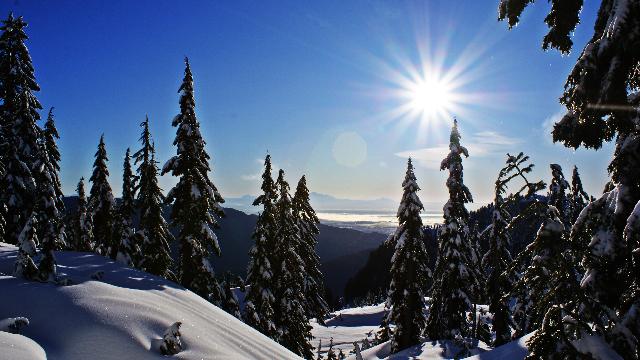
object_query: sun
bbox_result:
[407,77,453,116]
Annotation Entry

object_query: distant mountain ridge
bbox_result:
[62,196,386,297]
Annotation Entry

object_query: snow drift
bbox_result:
[0,243,299,359]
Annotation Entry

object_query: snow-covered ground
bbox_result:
[312,302,531,360]
[0,243,299,360]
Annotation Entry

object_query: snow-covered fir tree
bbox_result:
[162,58,225,303]
[244,154,278,339]
[547,164,570,224]
[14,212,38,279]
[481,158,514,346]
[385,158,431,353]
[326,338,336,360]
[221,272,242,320]
[273,169,314,358]
[88,135,116,257]
[35,107,66,281]
[72,177,94,251]
[569,165,591,224]
[292,175,329,324]
[134,117,175,279]
[509,202,579,337]
[500,2,640,356]
[114,148,140,267]
[426,119,482,340]
[0,14,41,245]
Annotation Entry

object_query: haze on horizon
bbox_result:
[1,0,611,207]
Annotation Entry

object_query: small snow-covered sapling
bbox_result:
[160,321,183,355]
[8,317,29,334]
[91,270,104,281]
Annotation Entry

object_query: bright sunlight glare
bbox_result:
[407,77,453,116]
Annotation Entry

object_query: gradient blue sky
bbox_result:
[2,0,611,207]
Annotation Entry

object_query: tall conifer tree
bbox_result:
[88,135,116,257]
[292,175,329,324]
[162,58,225,303]
[569,166,590,223]
[245,154,278,338]
[35,108,66,281]
[481,157,516,346]
[385,158,431,353]
[547,164,570,224]
[273,169,313,358]
[0,14,41,244]
[115,148,140,267]
[135,117,174,279]
[73,177,94,251]
[426,119,482,340]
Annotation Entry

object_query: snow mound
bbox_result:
[0,331,46,360]
[0,243,299,359]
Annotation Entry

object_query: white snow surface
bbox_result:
[0,243,299,360]
[0,331,46,360]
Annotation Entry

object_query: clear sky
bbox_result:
[1,0,611,207]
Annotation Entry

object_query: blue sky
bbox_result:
[2,0,611,207]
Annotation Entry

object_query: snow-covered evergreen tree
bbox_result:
[292,175,329,324]
[14,212,38,279]
[481,158,514,346]
[273,169,314,358]
[385,158,430,353]
[426,119,482,341]
[72,177,94,251]
[88,135,116,257]
[115,148,140,267]
[35,108,66,281]
[500,2,640,356]
[326,338,337,360]
[134,117,175,280]
[221,272,242,320]
[569,165,591,224]
[244,154,278,339]
[547,164,570,224]
[0,14,41,245]
[509,203,579,337]
[162,58,225,303]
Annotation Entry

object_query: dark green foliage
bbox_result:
[162,58,225,303]
[386,158,431,353]
[273,169,314,358]
[293,175,329,324]
[36,108,66,281]
[115,148,141,267]
[547,164,570,224]
[481,155,520,346]
[245,154,278,338]
[221,272,242,319]
[89,135,116,258]
[568,166,591,224]
[426,120,482,340]
[134,117,174,279]
[72,178,94,251]
[0,14,41,244]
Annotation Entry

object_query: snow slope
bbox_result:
[0,243,300,360]
[0,331,46,360]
